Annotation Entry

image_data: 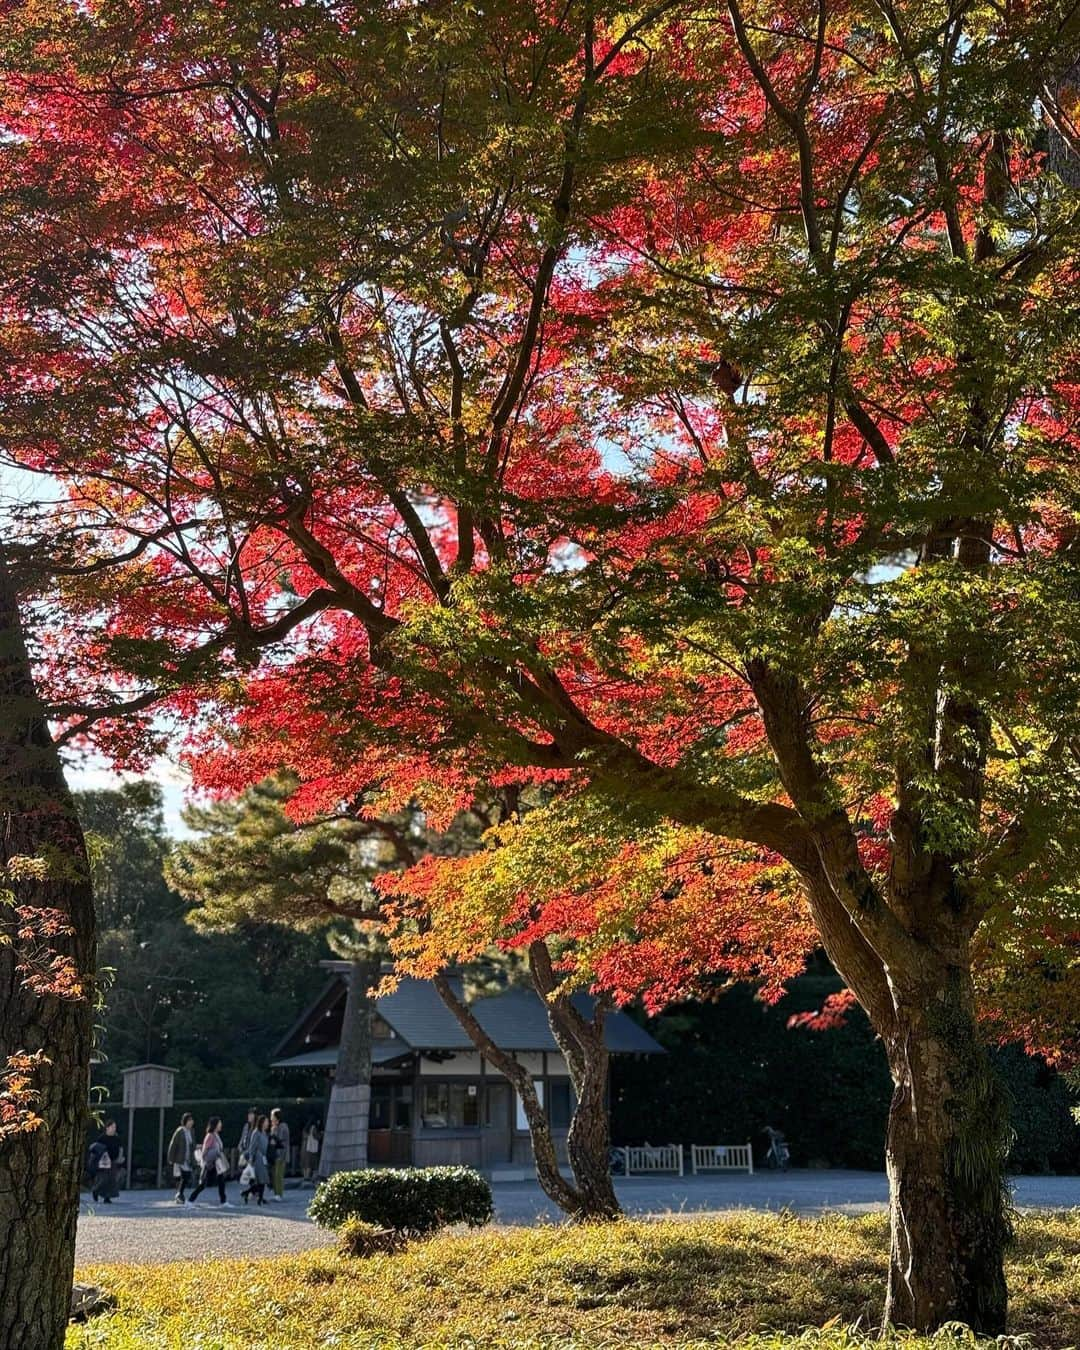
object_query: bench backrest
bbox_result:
[690,1143,753,1173]
[624,1144,684,1175]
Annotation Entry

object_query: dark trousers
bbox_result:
[174,1167,192,1201]
[92,1165,119,1200]
[188,1164,226,1204]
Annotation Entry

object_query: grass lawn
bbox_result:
[68,1211,1079,1349]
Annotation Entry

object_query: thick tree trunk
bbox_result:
[882,965,1010,1334]
[431,972,590,1217]
[0,558,95,1350]
[319,958,376,1177]
[562,1036,619,1220]
[535,951,621,1221]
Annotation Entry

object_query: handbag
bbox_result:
[214,1154,229,1176]
[239,1162,255,1185]
[194,1145,204,1168]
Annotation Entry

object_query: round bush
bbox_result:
[309,1166,494,1238]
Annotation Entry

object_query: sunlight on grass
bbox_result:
[68,1211,1079,1349]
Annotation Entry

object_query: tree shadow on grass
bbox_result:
[550,1234,883,1339]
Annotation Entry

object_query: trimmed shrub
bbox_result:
[309,1166,494,1238]
[336,1218,404,1259]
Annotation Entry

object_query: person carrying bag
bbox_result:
[167,1111,197,1204]
[185,1116,233,1207]
[88,1120,123,1204]
[241,1115,271,1206]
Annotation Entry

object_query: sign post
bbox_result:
[121,1064,177,1189]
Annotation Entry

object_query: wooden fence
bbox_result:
[690,1142,753,1174]
[623,1143,685,1176]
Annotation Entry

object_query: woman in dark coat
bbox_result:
[167,1111,196,1204]
[242,1115,270,1206]
[89,1120,122,1203]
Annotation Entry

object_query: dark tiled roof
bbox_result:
[470,987,665,1054]
[272,976,664,1065]
[271,1041,412,1070]
[377,977,475,1051]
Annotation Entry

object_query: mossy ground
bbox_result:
[68,1211,1079,1349]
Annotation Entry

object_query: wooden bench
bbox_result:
[690,1142,753,1174]
[623,1144,684,1176]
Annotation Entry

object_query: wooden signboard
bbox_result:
[122,1064,176,1109]
[121,1064,177,1187]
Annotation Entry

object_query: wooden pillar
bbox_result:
[479,1056,487,1172]
[411,1058,421,1164]
[156,1107,165,1189]
[126,1106,135,1190]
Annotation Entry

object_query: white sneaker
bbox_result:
[219,1201,235,1208]
[271,1194,284,1202]
[185,1198,198,1206]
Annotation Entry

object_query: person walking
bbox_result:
[268,1108,289,1201]
[301,1118,322,1183]
[236,1106,258,1178]
[88,1119,123,1204]
[241,1114,270,1206]
[167,1111,197,1204]
[186,1116,233,1208]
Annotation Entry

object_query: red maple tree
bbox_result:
[3,0,1080,1334]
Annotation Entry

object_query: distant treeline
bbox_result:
[614,975,1080,1174]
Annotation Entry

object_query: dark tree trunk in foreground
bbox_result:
[725,505,1014,1338]
[558,1031,618,1219]
[794,870,1011,1335]
[0,557,95,1350]
[883,965,1010,1333]
[319,958,377,1177]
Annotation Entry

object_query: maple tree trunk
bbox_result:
[563,1041,620,1221]
[431,973,588,1216]
[0,558,95,1350]
[319,959,375,1177]
[516,1076,586,1212]
[529,944,621,1220]
[881,962,1010,1334]
[546,1006,620,1220]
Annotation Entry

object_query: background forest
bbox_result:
[82,782,327,1101]
[84,783,1079,1173]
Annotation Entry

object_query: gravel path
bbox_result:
[75,1171,1080,1268]
[76,1190,336,1267]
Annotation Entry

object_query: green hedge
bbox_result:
[613,977,1080,1173]
[309,1166,494,1237]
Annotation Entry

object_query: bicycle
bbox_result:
[762,1125,790,1170]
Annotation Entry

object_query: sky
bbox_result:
[66,753,194,838]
